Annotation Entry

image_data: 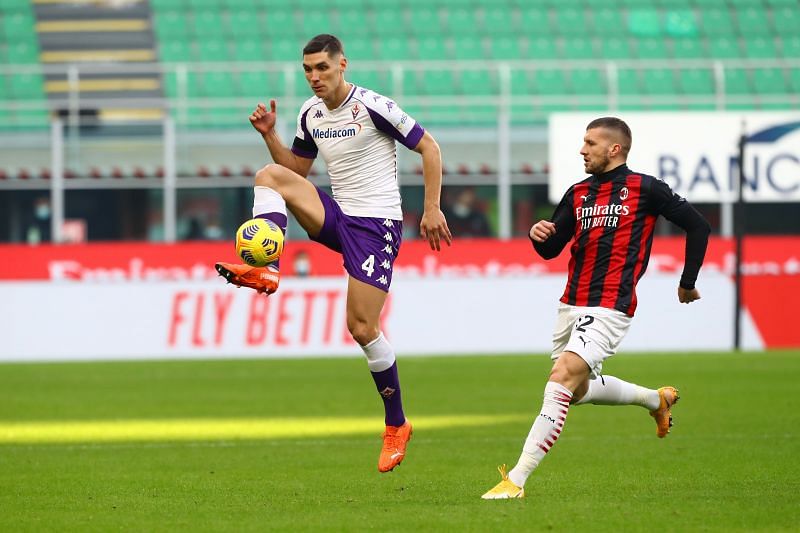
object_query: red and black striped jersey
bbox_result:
[533,164,710,317]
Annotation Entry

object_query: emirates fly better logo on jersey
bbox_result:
[576,202,631,230]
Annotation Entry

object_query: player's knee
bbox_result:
[254,164,282,189]
[348,320,378,347]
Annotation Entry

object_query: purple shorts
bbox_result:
[309,187,403,292]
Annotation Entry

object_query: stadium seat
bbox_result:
[700,9,735,37]
[562,39,595,59]
[372,9,402,36]
[302,11,335,37]
[483,7,515,36]
[5,42,38,63]
[416,36,447,60]
[410,8,440,35]
[789,69,800,93]
[556,8,590,35]
[724,69,751,95]
[781,37,800,58]
[678,68,715,95]
[772,8,800,36]
[442,8,480,35]
[420,70,456,95]
[226,11,262,38]
[600,38,634,59]
[533,70,567,95]
[460,69,497,95]
[264,10,298,38]
[527,37,558,59]
[238,71,271,97]
[617,69,641,95]
[672,37,706,58]
[664,10,698,37]
[744,38,778,59]
[510,69,534,95]
[197,40,230,62]
[520,7,551,36]
[628,9,661,37]
[192,11,224,37]
[343,37,373,61]
[708,37,742,59]
[337,10,370,37]
[349,70,391,94]
[377,38,412,60]
[160,40,192,62]
[489,36,523,59]
[571,69,607,95]
[735,8,772,37]
[636,38,669,58]
[201,71,237,97]
[593,10,625,36]
[752,68,787,94]
[154,11,189,39]
[232,40,266,62]
[269,39,303,61]
[452,37,485,60]
[643,68,677,95]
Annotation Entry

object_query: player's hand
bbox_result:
[678,286,701,303]
[250,100,277,136]
[530,220,556,242]
[420,207,452,251]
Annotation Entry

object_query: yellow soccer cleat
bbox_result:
[481,465,525,500]
[650,386,680,438]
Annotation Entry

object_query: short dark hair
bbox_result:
[586,116,632,155]
[303,34,344,57]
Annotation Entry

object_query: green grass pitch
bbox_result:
[1,351,798,532]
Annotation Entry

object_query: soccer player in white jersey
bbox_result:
[215,34,452,473]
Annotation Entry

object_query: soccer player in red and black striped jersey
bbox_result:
[482,117,711,499]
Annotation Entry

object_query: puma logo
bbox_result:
[579,335,590,348]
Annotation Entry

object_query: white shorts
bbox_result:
[551,303,632,377]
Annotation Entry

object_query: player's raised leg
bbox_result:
[573,376,679,438]
[216,163,325,294]
[346,277,412,472]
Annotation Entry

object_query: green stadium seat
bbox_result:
[226,11,262,38]
[735,8,772,37]
[655,0,692,7]
[238,71,270,97]
[753,68,787,94]
[301,11,334,37]
[628,9,661,37]
[269,38,302,61]
[562,39,595,59]
[416,36,447,60]
[223,0,257,9]
[160,40,192,62]
[556,9,589,34]
[292,70,312,97]
[636,38,669,58]
[520,8,551,36]
[527,37,557,59]
[14,109,49,130]
[372,9,402,36]
[700,9,735,37]
[410,8,440,35]
[332,0,364,9]
[728,0,766,5]
[452,37,485,60]
[154,11,189,39]
[420,70,456,95]
[709,37,742,59]
[571,69,607,95]
[643,68,676,95]
[678,68,715,95]
[781,37,800,58]
[401,70,421,95]
[2,12,35,39]
[766,0,798,6]
[489,36,522,59]
[163,71,200,97]
[600,38,633,59]
[191,11,225,37]
[789,69,800,92]
[772,8,800,36]
[442,8,480,35]
[232,40,265,62]
[377,37,412,60]
[483,7,515,36]
[460,69,497,95]
[150,0,187,9]
[197,40,230,62]
[664,10,697,37]
[201,71,237,97]
[264,10,297,39]
[342,38,372,60]
[672,38,706,58]
[744,37,778,59]
[188,0,218,10]
[349,70,390,94]
[724,69,751,95]
[617,69,641,95]
[9,72,44,98]
[510,70,533,95]
[592,9,624,36]
[336,10,370,37]
[533,70,567,94]
[5,42,37,63]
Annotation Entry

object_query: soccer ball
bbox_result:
[235,218,284,267]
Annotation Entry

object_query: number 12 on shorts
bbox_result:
[362,255,375,277]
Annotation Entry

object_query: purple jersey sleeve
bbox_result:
[291,103,318,159]
[362,92,425,150]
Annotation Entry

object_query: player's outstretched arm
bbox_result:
[414,131,452,251]
[251,100,313,177]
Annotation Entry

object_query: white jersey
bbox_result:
[290,84,425,220]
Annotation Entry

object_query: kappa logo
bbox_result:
[359,88,367,96]
[313,109,323,119]
[386,100,395,111]
[351,103,361,120]
[373,95,381,102]
[620,187,629,200]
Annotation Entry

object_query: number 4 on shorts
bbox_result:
[362,254,375,277]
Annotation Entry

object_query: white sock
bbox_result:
[252,186,286,218]
[575,375,660,410]
[508,382,572,488]
[360,332,395,372]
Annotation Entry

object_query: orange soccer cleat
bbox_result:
[214,262,280,295]
[378,421,413,473]
[650,386,680,438]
